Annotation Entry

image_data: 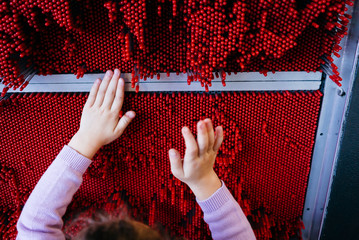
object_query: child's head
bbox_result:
[68,208,187,240]
[76,219,162,240]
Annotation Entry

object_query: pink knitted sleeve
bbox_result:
[16,145,92,240]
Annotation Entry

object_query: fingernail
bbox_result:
[182,126,189,133]
[127,111,135,118]
[219,126,223,134]
[169,149,177,157]
[119,78,124,86]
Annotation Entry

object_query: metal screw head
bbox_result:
[337,88,346,96]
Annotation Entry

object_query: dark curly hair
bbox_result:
[65,205,187,240]
[75,219,162,240]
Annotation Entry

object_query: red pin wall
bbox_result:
[0,91,322,239]
[0,0,353,95]
[0,0,351,238]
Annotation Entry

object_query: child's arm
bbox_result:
[16,69,135,240]
[168,119,256,240]
[16,146,92,240]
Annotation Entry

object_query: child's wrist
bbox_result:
[68,132,101,159]
[188,173,222,201]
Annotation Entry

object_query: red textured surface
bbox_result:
[0,0,353,95]
[0,91,322,239]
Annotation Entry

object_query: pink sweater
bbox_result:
[16,145,256,240]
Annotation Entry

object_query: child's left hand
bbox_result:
[68,69,136,159]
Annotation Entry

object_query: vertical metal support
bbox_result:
[301,3,359,239]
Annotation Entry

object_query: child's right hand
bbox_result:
[169,119,224,201]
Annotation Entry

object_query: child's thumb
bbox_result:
[168,149,183,178]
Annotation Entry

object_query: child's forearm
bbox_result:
[16,145,91,240]
[197,181,257,240]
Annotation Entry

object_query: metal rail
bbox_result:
[1,72,321,92]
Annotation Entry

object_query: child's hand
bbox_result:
[68,69,135,159]
[169,119,223,201]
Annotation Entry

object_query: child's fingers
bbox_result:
[213,126,224,152]
[114,111,136,137]
[169,149,184,179]
[204,119,214,150]
[94,70,113,107]
[197,121,209,155]
[111,77,125,113]
[182,127,198,158]
[85,78,101,108]
[103,69,120,109]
